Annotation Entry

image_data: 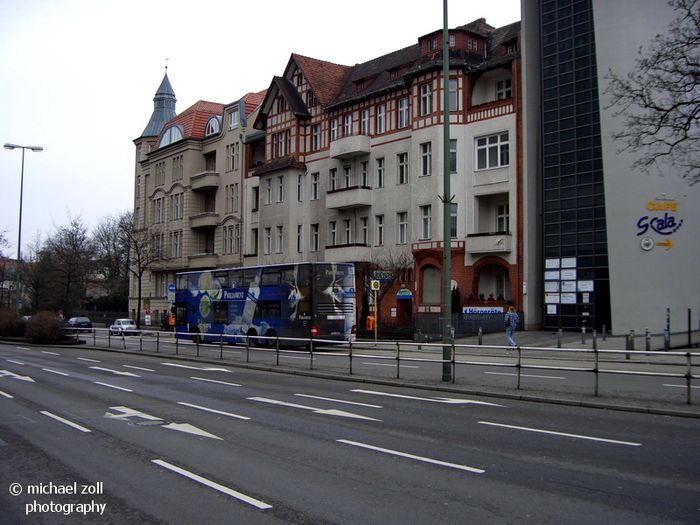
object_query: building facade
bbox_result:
[522,0,699,334]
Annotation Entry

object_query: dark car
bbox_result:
[65,316,93,333]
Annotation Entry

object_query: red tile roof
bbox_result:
[242,90,267,118]
[291,53,351,106]
[159,100,224,144]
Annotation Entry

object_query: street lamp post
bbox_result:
[3,143,43,311]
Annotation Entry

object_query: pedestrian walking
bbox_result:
[504,306,519,347]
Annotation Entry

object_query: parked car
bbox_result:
[109,319,140,336]
[65,316,93,333]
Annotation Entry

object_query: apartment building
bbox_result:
[130,72,264,324]
[522,0,699,334]
[246,18,529,327]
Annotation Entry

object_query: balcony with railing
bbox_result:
[326,185,372,210]
[329,132,371,159]
[466,232,512,253]
[189,212,220,229]
[467,99,514,123]
[191,171,220,190]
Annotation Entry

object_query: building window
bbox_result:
[312,124,321,150]
[155,162,165,186]
[277,175,284,203]
[398,97,409,128]
[376,104,386,134]
[420,205,431,240]
[420,142,432,176]
[449,34,455,47]
[276,97,287,113]
[250,228,258,255]
[329,169,337,191]
[276,225,284,253]
[307,91,317,107]
[343,165,352,188]
[310,224,319,251]
[496,78,512,100]
[343,114,352,136]
[171,193,183,220]
[360,217,368,245]
[329,221,337,246]
[297,174,303,202]
[170,230,181,258]
[450,139,457,173]
[224,225,234,254]
[343,219,352,244]
[449,79,458,111]
[420,84,432,116]
[468,37,478,51]
[234,223,241,254]
[274,130,290,158]
[376,157,385,188]
[427,37,438,52]
[265,178,272,205]
[252,186,259,212]
[422,265,440,305]
[375,214,384,245]
[397,152,409,185]
[153,197,164,223]
[229,109,239,129]
[172,155,183,181]
[330,119,338,141]
[311,172,319,200]
[205,116,220,136]
[497,203,510,233]
[361,161,368,187]
[476,132,509,170]
[450,203,458,238]
[361,109,370,134]
[264,227,272,255]
[297,225,303,253]
[397,211,408,244]
[225,184,239,214]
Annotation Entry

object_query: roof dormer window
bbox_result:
[229,109,239,130]
[205,116,221,136]
[158,125,184,148]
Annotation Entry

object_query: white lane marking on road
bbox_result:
[484,371,566,380]
[105,406,162,421]
[352,389,505,407]
[94,382,133,393]
[42,368,69,377]
[190,377,241,387]
[0,390,14,398]
[7,359,26,365]
[0,370,35,382]
[177,402,251,421]
[478,421,642,446]
[89,366,140,377]
[362,362,419,369]
[248,397,382,421]
[151,459,272,510]
[14,347,30,351]
[295,394,382,408]
[663,384,700,389]
[161,422,223,440]
[161,363,231,372]
[337,439,484,474]
[77,357,101,363]
[123,365,155,372]
[279,355,308,360]
[42,351,60,356]
[40,411,91,433]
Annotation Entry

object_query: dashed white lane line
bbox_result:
[77,357,101,363]
[42,368,69,377]
[362,362,419,369]
[177,402,250,421]
[124,365,155,372]
[484,371,566,380]
[337,439,485,474]
[40,411,91,433]
[161,363,231,372]
[42,351,60,356]
[6,360,26,365]
[478,421,642,446]
[14,347,30,351]
[294,394,382,408]
[0,390,14,399]
[94,382,133,393]
[190,377,241,387]
[663,384,700,389]
[151,459,272,510]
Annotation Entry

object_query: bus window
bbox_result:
[281,266,296,283]
[214,272,229,288]
[175,304,187,325]
[261,269,281,287]
[228,270,240,289]
[242,268,257,287]
[213,301,228,323]
[176,275,188,291]
[255,300,281,319]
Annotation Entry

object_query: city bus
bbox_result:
[174,262,356,345]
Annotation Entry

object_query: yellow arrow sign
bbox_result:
[656,239,673,251]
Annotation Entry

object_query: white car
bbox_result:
[109,319,140,336]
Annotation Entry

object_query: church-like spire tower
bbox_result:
[140,66,177,138]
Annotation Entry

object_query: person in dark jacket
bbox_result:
[504,306,519,347]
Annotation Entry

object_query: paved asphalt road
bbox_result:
[0,342,698,524]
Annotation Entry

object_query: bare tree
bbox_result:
[0,230,9,308]
[606,0,700,184]
[93,213,130,310]
[118,211,160,328]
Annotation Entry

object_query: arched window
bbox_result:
[205,116,221,136]
[158,125,184,148]
[421,265,440,305]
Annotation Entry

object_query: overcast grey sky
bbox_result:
[0,0,520,256]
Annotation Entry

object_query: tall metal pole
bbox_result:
[441,0,453,381]
[16,148,25,311]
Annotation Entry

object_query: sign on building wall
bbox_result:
[637,194,684,252]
